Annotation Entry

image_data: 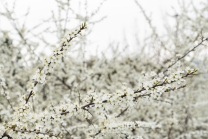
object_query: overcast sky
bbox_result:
[0,0,182,56]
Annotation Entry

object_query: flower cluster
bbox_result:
[0,23,87,138]
[25,23,87,104]
[86,116,160,139]
[2,61,197,139]
[1,0,208,138]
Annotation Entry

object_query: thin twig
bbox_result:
[163,38,208,73]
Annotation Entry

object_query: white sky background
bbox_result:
[92,0,179,55]
[0,0,189,57]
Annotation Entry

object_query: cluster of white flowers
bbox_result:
[2,51,197,139]
[86,117,160,139]
[0,34,206,139]
[25,23,87,104]
[1,0,208,139]
[0,23,87,138]
[16,65,193,139]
